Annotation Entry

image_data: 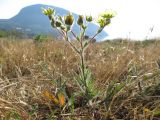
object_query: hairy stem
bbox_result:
[88,27,104,44]
[71,30,77,40]
[65,32,80,54]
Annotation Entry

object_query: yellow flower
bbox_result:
[42,7,55,16]
[97,17,105,28]
[100,10,116,19]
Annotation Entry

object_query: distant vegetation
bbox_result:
[33,34,55,42]
[0,29,25,38]
[0,29,55,41]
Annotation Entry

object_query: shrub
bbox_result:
[33,34,54,42]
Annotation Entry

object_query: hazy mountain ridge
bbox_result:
[0,4,108,40]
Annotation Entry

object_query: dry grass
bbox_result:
[0,38,160,119]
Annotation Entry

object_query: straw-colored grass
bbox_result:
[0,38,160,119]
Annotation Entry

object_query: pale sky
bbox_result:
[0,0,160,40]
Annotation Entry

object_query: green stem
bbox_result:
[56,28,65,37]
[88,27,104,44]
[71,30,77,40]
[80,51,85,80]
[65,32,80,54]
[80,49,88,95]
[79,26,87,92]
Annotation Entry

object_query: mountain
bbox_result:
[0,4,108,41]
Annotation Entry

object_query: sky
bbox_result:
[0,0,160,40]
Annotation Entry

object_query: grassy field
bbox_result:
[0,38,160,120]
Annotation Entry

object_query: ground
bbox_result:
[0,38,160,120]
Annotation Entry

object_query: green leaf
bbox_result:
[76,36,80,41]
[83,40,89,49]
[154,110,160,117]
[68,95,75,112]
[82,25,87,30]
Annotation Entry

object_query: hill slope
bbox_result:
[0,4,108,40]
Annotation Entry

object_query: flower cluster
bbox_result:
[97,10,116,29]
[42,7,105,33]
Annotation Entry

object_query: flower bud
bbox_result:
[86,15,92,22]
[82,24,87,30]
[55,21,61,27]
[77,15,84,26]
[65,13,74,26]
